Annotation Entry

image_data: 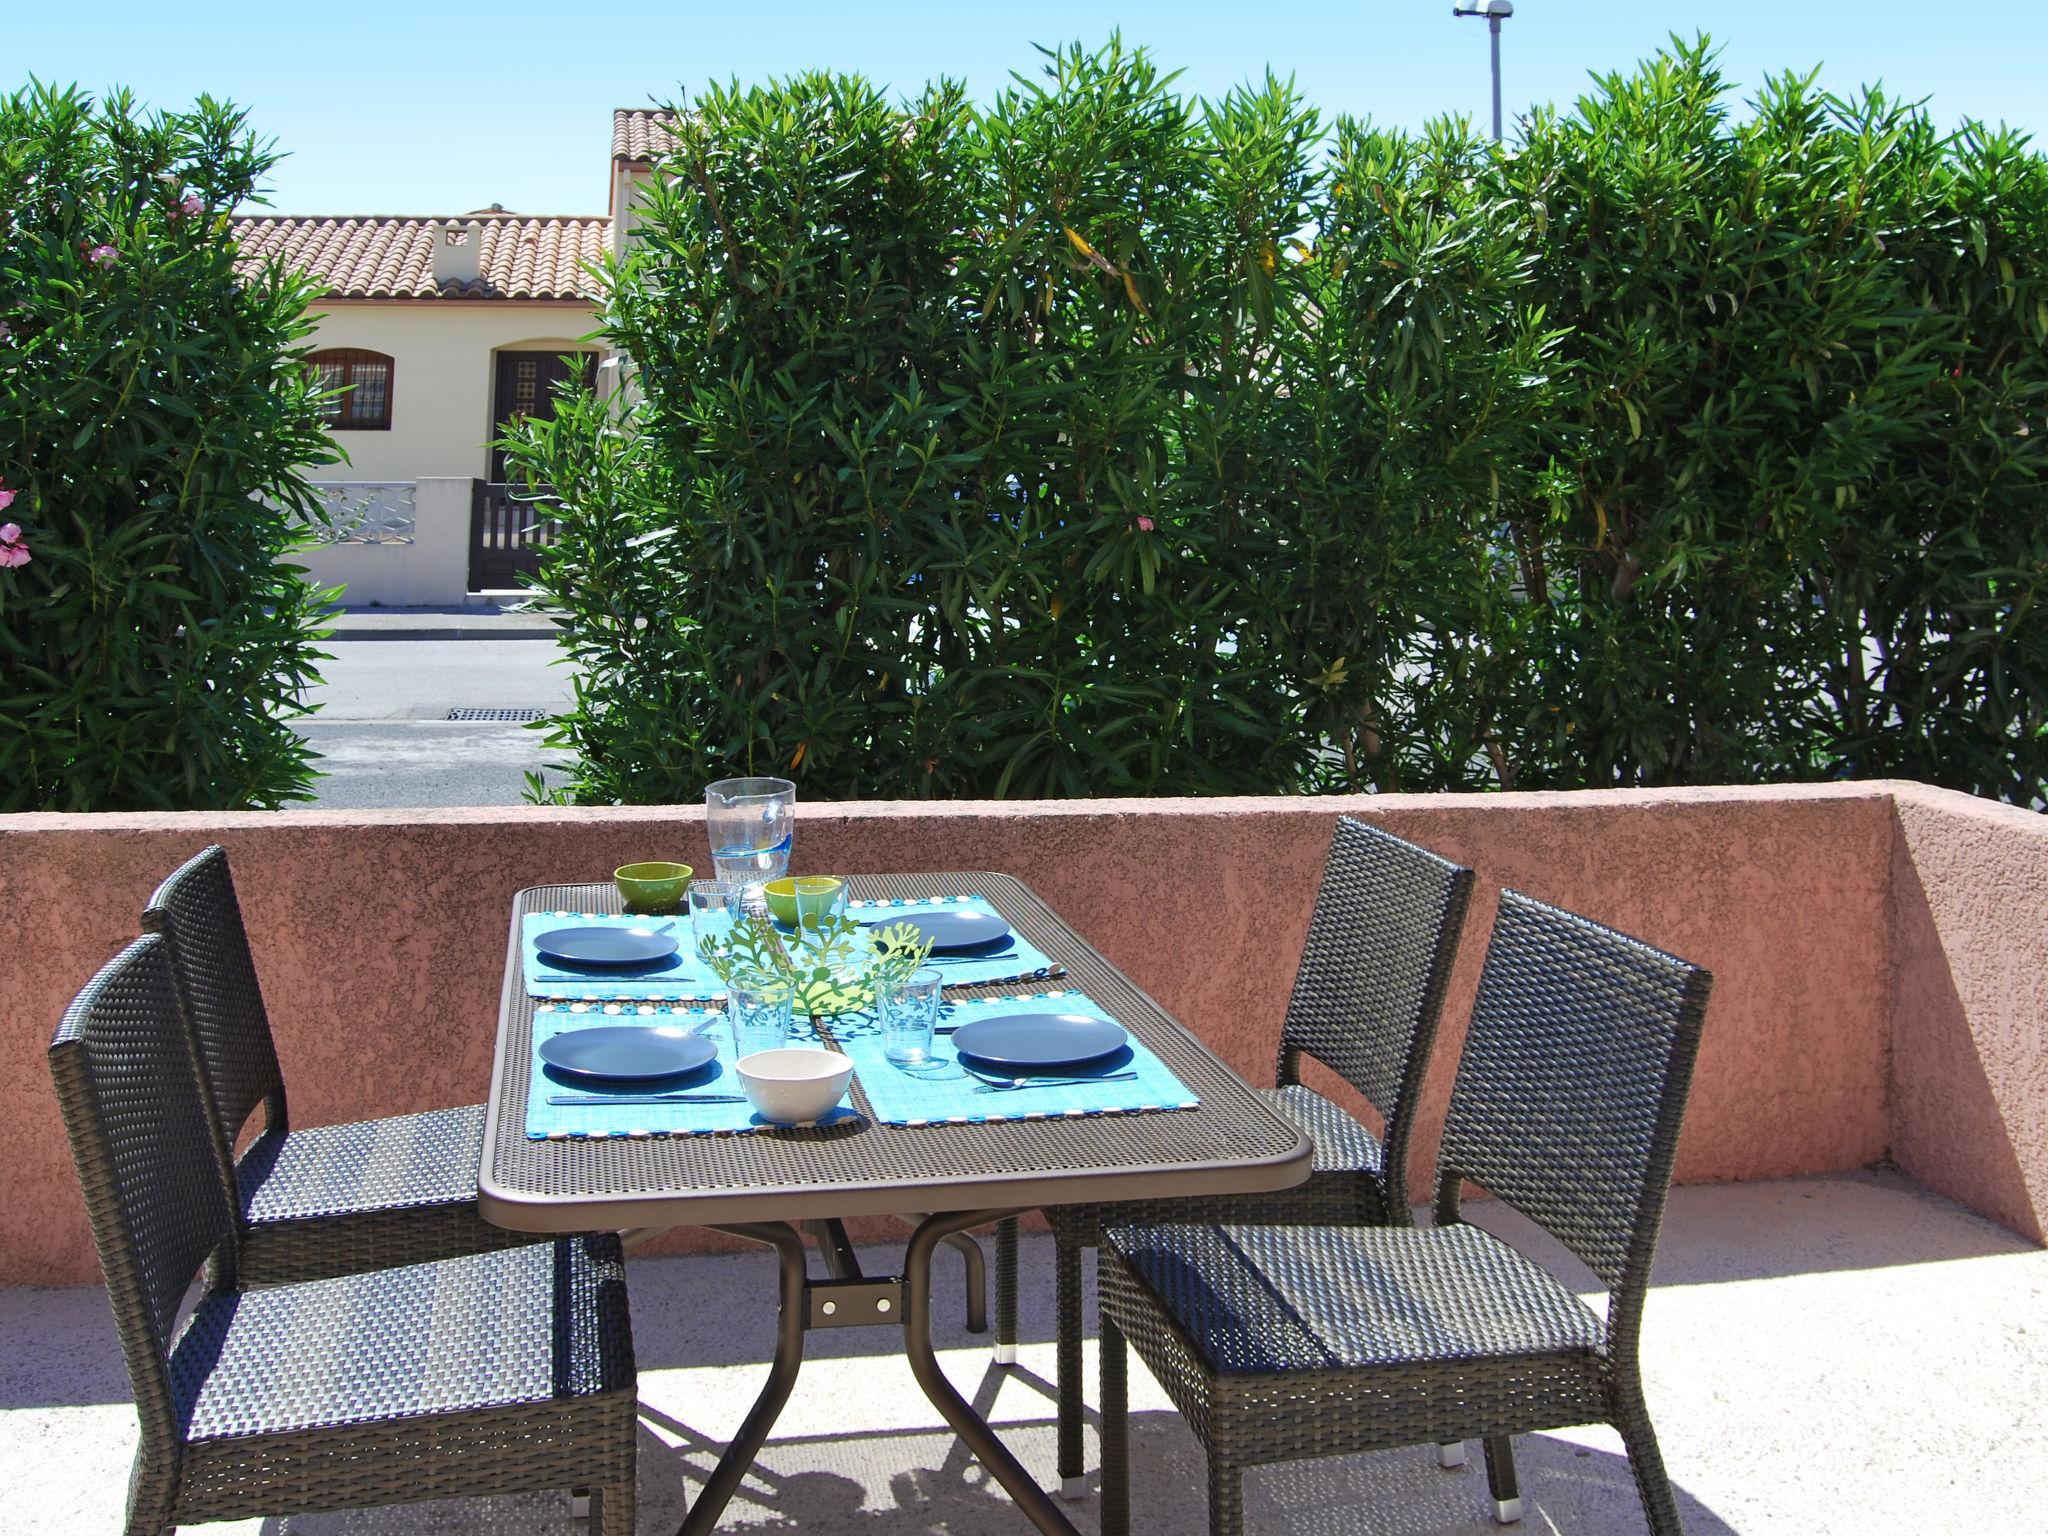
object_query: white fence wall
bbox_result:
[291,478,476,606]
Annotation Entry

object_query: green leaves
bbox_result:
[702,912,928,1015]
[508,38,2047,810]
[0,82,335,811]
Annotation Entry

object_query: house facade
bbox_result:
[240,110,672,601]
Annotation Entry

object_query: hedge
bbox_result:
[0,83,336,811]
[507,37,2046,806]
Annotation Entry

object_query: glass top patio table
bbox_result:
[478,872,1311,1536]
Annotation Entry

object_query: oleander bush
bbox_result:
[509,36,2047,806]
[0,83,337,811]
[1490,43,2048,798]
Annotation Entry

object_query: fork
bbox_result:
[546,1091,745,1106]
[964,1068,1140,1093]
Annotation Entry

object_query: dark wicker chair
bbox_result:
[143,844,528,1283]
[1028,816,1475,1495]
[50,934,639,1536]
[1096,890,1714,1536]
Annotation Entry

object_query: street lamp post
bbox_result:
[1452,0,1514,143]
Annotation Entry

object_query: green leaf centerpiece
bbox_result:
[705,913,935,1016]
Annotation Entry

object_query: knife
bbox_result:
[546,1092,746,1106]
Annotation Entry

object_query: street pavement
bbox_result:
[294,631,577,808]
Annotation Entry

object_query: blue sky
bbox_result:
[12,1,2041,216]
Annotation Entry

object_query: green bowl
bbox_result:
[613,861,693,915]
[763,875,845,929]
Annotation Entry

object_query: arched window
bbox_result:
[307,348,394,430]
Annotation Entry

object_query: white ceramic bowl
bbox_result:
[736,1046,854,1125]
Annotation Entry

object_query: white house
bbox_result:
[240,109,673,602]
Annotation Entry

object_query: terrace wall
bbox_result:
[1887,785,2048,1242]
[0,780,2034,1285]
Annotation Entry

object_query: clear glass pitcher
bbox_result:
[703,777,796,900]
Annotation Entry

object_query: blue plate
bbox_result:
[868,909,1013,953]
[949,1012,1128,1070]
[535,925,679,967]
[538,1025,715,1082]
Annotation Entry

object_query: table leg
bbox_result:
[804,1217,864,1279]
[676,1222,811,1536]
[899,1215,991,1334]
[942,1229,991,1334]
[904,1209,1081,1536]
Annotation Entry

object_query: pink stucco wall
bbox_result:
[0,780,2031,1285]
[1888,785,2048,1242]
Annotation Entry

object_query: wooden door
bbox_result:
[489,351,593,481]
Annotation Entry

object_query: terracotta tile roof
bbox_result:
[612,108,679,164]
[232,214,608,300]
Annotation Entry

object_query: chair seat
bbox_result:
[1104,1220,1605,1377]
[171,1234,634,1443]
[1051,1084,1390,1248]
[1262,1082,1385,1182]
[231,1103,527,1284]
[238,1102,488,1224]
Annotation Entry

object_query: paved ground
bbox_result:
[295,626,577,808]
[4,1170,2043,1534]
[321,605,563,642]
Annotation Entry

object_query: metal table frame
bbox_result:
[479,873,1311,1535]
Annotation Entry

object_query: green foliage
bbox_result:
[703,913,934,1014]
[0,82,336,811]
[511,37,2047,807]
[1492,40,2047,799]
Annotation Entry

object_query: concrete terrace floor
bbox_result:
[3,1171,2042,1535]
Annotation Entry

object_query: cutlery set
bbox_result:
[549,1066,1140,1106]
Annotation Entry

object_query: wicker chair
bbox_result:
[142,844,528,1283]
[1028,816,1475,1495]
[1096,890,1713,1536]
[50,934,640,1536]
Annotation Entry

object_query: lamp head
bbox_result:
[1452,0,1514,15]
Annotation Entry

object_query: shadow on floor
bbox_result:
[253,1373,1741,1534]
[5,1168,2034,1413]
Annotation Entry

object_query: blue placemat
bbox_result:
[847,895,1065,989]
[830,990,1199,1126]
[522,912,727,1001]
[525,1005,857,1139]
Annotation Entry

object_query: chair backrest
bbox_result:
[48,933,237,1452]
[1279,817,1475,1206]
[141,845,288,1167]
[1435,890,1711,1346]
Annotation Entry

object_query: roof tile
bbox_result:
[231,215,608,301]
[612,108,679,164]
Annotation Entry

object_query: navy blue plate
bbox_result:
[535,925,679,967]
[538,1025,715,1082]
[949,1012,1128,1070]
[868,909,1013,953]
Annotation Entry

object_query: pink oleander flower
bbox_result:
[0,488,14,513]
[1136,515,1156,532]
[86,243,118,266]
[177,194,205,219]
[0,521,29,569]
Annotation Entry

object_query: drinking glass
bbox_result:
[728,976,796,1060]
[688,880,744,963]
[704,777,797,905]
[786,875,847,931]
[877,966,944,1065]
